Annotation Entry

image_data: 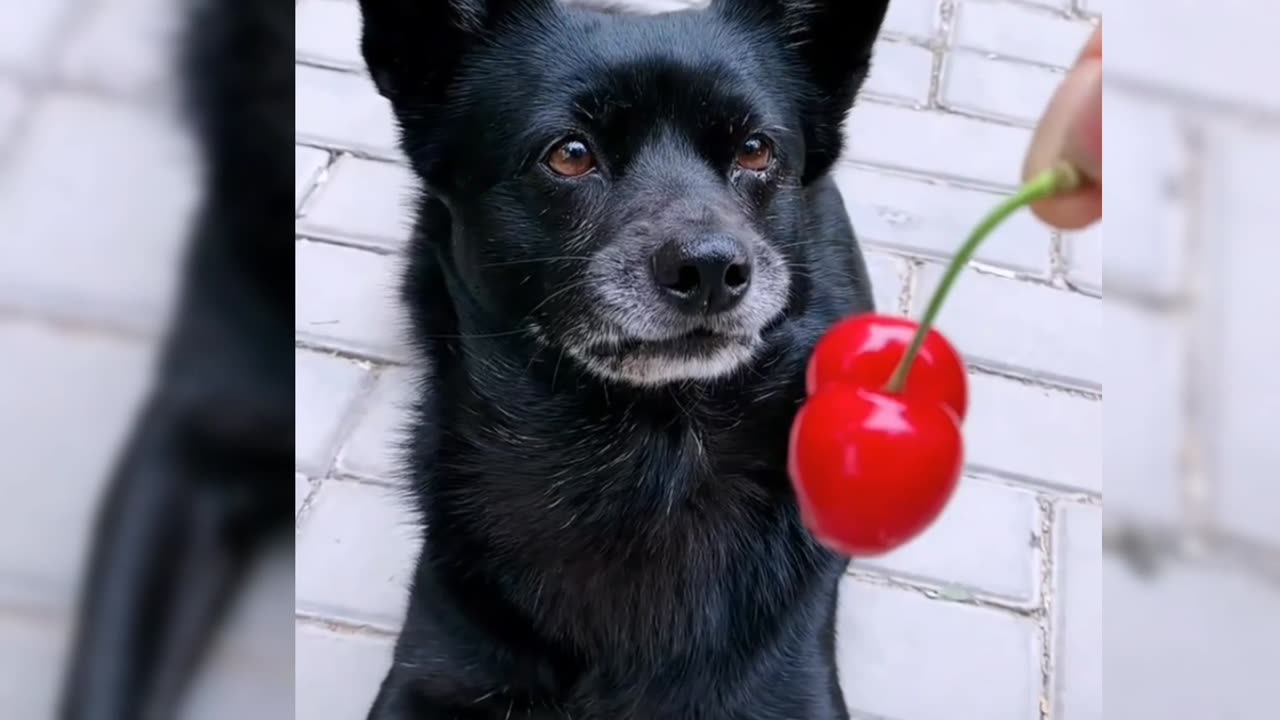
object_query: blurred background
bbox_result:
[0,0,292,717]
[1103,2,1280,716]
[0,0,1276,719]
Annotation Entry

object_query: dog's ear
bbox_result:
[713,0,892,182]
[358,0,556,106]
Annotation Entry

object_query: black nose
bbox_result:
[651,234,753,314]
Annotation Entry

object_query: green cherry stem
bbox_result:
[884,161,1084,395]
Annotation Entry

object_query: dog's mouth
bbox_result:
[596,327,755,360]
[564,326,765,386]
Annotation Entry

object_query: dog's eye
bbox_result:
[735,135,774,172]
[546,138,597,178]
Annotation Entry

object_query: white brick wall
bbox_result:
[283,3,1107,717]
[1101,1,1280,714]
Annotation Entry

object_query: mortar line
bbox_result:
[294,137,406,165]
[896,257,918,316]
[1048,231,1069,286]
[844,568,1041,619]
[1102,519,1280,590]
[1001,0,1081,20]
[1036,497,1058,720]
[0,0,97,172]
[294,337,409,367]
[1177,119,1215,555]
[295,148,340,219]
[862,94,1048,130]
[0,303,159,342]
[866,243,1097,298]
[330,470,403,492]
[925,0,955,110]
[1105,74,1280,128]
[836,157,1025,195]
[294,133,403,164]
[295,475,322,530]
[964,469,1101,504]
[295,231,402,257]
[319,365,388,480]
[295,610,399,639]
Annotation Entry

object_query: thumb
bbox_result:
[1023,25,1102,230]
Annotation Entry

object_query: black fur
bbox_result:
[57,0,294,717]
[360,1,888,717]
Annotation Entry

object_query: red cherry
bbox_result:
[806,314,969,421]
[788,384,963,557]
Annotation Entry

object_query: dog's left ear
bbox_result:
[714,0,892,182]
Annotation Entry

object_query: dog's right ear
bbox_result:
[358,0,554,106]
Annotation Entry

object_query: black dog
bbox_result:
[359,0,887,717]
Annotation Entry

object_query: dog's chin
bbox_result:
[568,330,762,387]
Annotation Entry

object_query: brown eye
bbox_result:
[736,135,773,171]
[546,138,597,177]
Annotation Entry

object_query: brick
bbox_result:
[881,0,938,40]
[295,349,371,478]
[1063,223,1100,294]
[965,373,1101,494]
[0,93,197,331]
[855,477,1041,604]
[336,366,416,482]
[1102,557,1280,718]
[940,52,1061,126]
[1053,503,1100,720]
[952,1,1094,68]
[837,579,1041,719]
[295,625,394,720]
[860,250,906,316]
[843,103,1031,188]
[296,145,329,210]
[296,0,365,70]
[0,615,66,719]
[56,0,175,96]
[1201,122,1280,546]
[297,474,315,515]
[1101,89,1188,298]
[297,155,418,250]
[912,265,1101,388]
[296,64,400,158]
[862,41,933,106]
[833,165,1051,275]
[1103,301,1182,523]
[0,0,73,72]
[295,480,419,627]
[0,320,152,599]
[295,240,408,361]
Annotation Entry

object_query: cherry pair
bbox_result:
[788,161,1082,557]
[790,315,966,556]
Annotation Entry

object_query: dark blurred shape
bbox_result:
[55,0,294,717]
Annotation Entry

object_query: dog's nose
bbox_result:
[651,234,753,314]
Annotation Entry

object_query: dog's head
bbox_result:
[360,0,889,386]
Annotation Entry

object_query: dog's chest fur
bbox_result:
[396,238,853,716]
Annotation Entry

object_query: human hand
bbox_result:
[1023,24,1101,230]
